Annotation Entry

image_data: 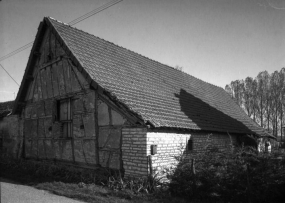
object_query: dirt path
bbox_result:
[0,179,85,203]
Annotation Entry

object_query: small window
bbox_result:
[187,138,193,151]
[56,98,72,138]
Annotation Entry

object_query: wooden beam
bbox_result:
[98,93,144,126]
[17,101,26,106]
[94,91,100,165]
[25,75,34,81]
[33,51,41,57]
[39,57,61,70]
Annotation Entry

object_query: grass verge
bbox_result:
[0,156,188,203]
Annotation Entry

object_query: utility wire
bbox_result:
[69,0,123,25]
[0,42,34,62]
[0,0,123,86]
[0,64,19,86]
[0,0,123,62]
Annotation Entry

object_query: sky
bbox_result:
[0,0,285,102]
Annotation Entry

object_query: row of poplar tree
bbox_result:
[225,67,285,138]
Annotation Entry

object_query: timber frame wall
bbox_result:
[21,27,136,170]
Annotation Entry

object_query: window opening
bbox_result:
[57,98,72,138]
[187,138,193,151]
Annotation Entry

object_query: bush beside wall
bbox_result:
[168,146,285,203]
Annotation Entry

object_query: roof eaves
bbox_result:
[101,90,145,125]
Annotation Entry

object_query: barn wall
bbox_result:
[121,129,238,178]
[146,132,191,172]
[121,127,148,177]
[24,91,128,169]
[189,132,238,154]
[0,115,23,158]
[146,131,238,173]
[97,98,128,170]
[23,28,98,166]
[22,27,130,169]
[24,91,97,164]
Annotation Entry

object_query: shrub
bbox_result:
[168,146,285,203]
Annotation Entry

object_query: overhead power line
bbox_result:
[0,64,19,86]
[0,0,123,87]
[68,0,123,26]
[0,42,34,62]
[0,0,123,62]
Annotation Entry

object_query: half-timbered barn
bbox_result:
[13,17,270,177]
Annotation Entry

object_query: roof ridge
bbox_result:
[46,17,224,90]
[48,16,70,26]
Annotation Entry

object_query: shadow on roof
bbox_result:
[175,89,253,134]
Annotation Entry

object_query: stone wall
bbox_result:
[190,132,237,154]
[146,132,191,172]
[122,128,238,177]
[147,131,238,173]
[121,127,148,177]
[0,115,23,158]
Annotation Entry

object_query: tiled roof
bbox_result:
[32,17,270,136]
[0,101,14,118]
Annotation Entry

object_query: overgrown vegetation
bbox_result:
[1,143,285,202]
[0,155,183,203]
[168,146,285,203]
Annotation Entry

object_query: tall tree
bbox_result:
[225,68,284,138]
[278,68,285,139]
[269,71,281,136]
[252,79,258,122]
[242,77,259,121]
[244,77,254,117]
[225,84,233,98]
[230,80,244,107]
[256,71,269,127]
